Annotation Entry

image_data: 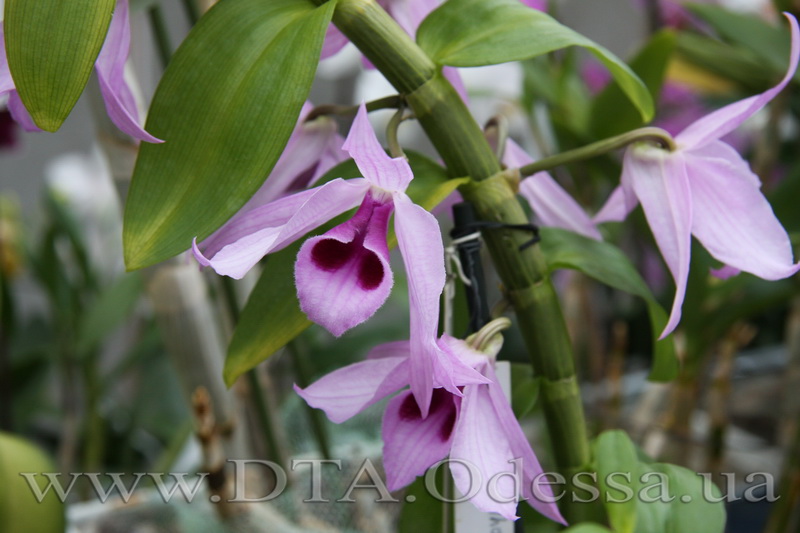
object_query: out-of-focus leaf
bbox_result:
[510,363,540,418]
[123,0,335,270]
[539,228,678,381]
[687,4,793,73]
[595,430,640,533]
[590,31,676,137]
[3,0,115,131]
[76,273,142,355]
[224,152,464,385]
[417,0,653,121]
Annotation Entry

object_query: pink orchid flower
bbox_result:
[0,0,161,143]
[295,334,565,524]
[503,139,602,240]
[595,13,800,338]
[194,103,477,416]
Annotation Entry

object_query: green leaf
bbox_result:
[224,153,466,385]
[417,0,653,121]
[510,363,540,418]
[595,430,640,533]
[590,30,676,138]
[593,430,726,533]
[687,3,793,73]
[76,273,143,356]
[539,227,678,381]
[123,0,335,270]
[563,524,614,533]
[3,0,115,131]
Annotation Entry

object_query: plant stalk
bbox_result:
[323,0,593,520]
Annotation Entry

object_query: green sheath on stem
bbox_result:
[322,0,593,521]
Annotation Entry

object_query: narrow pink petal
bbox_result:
[342,103,413,192]
[7,91,40,132]
[437,335,492,386]
[685,142,800,279]
[450,375,521,521]
[385,0,441,37]
[245,116,343,209]
[382,389,458,491]
[320,24,350,60]
[0,24,16,94]
[520,0,547,10]
[626,146,693,338]
[393,193,446,416]
[367,340,411,360]
[482,364,567,525]
[710,265,740,280]
[296,194,395,336]
[294,356,409,423]
[676,14,799,149]
[195,178,369,278]
[95,0,162,143]
[594,185,636,224]
[443,67,469,103]
[504,140,601,239]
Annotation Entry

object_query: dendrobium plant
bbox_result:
[0,0,160,143]
[595,13,800,337]
[296,319,565,524]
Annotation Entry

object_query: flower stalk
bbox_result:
[517,126,677,178]
[320,0,594,520]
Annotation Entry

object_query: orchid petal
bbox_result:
[296,194,395,337]
[382,389,457,491]
[195,178,369,278]
[384,0,441,38]
[294,356,409,423]
[594,185,635,224]
[367,340,412,360]
[0,25,15,94]
[7,91,40,132]
[320,24,350,60]
[95,0,162,143]
[342,103,413,192]
[710,265,740,280]
[449,374,521,521]
[444,67,469,103]
[393,193,447,416]
[504,140,601,239]
[626,146,692,338]
[685,142,800,279]
[483,364,567,525]
[676,13,799,149]
[246,116,344,209]
[438,335,493,385]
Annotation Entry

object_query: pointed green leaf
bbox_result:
[76,273,142,356]
[595,430,641,533]
[123,0,335,270]
[590,30,676,138]
[539,228,678,381]
[224,152,465,386]
[417,0,653,121]
[3,0,115,131]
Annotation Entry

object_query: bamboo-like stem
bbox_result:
[322,0,593,520]
[147,5,172,69]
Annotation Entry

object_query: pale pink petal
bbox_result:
[320,24,350,60]
[194,178,369,278]
[382,389,458,491]
[443,66,469,103]
[482,364,566,525]
[294,356,409,423]
[626,146,692,338]
[504,139,601,239]
[593,185,635,224]
[710,265,740,280]
[0,25,16,94]
[437,335,492,385]
[296,194,395,336]
[7,91,40,132]
[95,0,162,143]
[342,103,413,192]
[685,142,800,279]
[385,0,441,37]
[520,0,547,10]
[246,117,343,208]
[367,340,411,359]
[450,374,521,521]
[676,14,799,149]
[393,193,447,416]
